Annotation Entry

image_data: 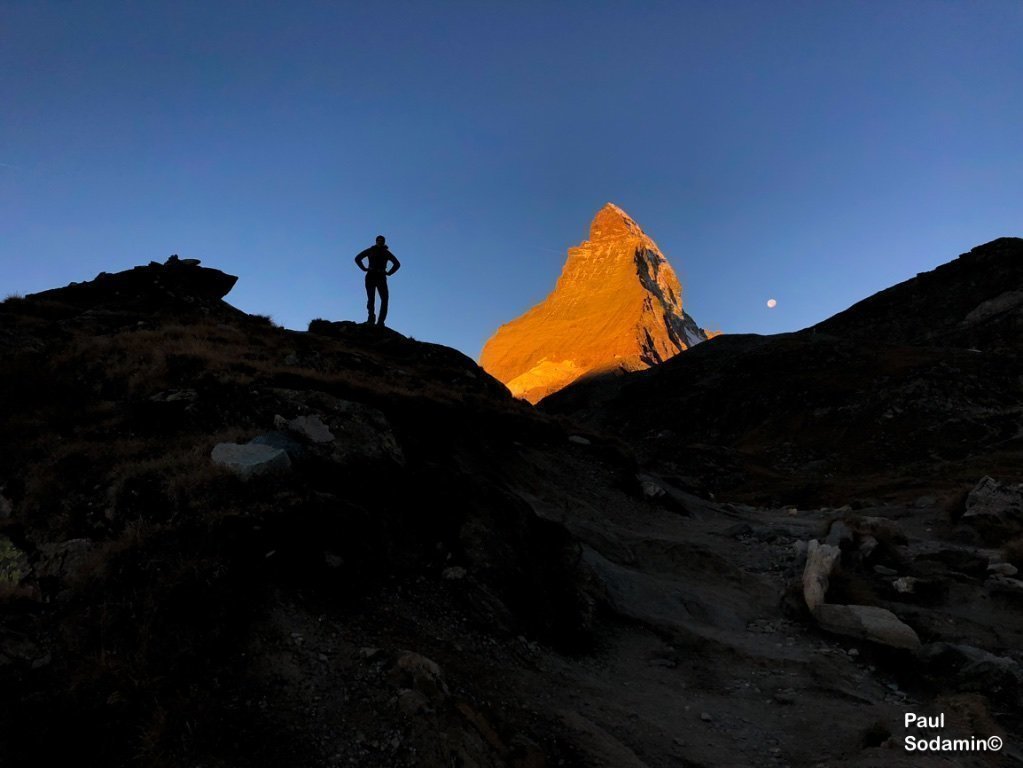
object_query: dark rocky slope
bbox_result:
[545,237,1023,507]
[1,254,1021,768]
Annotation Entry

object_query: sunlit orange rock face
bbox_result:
[480,203,710,403]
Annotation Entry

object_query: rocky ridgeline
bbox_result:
[546,237,1023,507]
[32,254,239,308]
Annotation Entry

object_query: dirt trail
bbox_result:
[499,447,1022,767]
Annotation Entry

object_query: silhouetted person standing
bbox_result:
[355,235,401,327]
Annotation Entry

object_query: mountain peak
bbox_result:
[589,202,644,241]
[481,204,709,403]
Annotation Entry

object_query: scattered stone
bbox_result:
[149,388,198,403]
[637,474,666,499]
[986,575,1023,596]
[323,552,344,569]
[442,566,467,580]
[391,651,449,702]
[211,442,291,479]
[568,435,592,446]
[987,562,1019,577]
[286,414,335,444]
[700,712,713,722]
[892,576,921,594]
[962,476,1023,542]
[802,540,841,611]
[30,652,52,670]
[814,604,921,650]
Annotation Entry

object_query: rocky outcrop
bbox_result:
[211,442,292,479]
[31,255,238,309]
[480,203,708,403]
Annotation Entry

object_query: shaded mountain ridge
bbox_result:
[545,236,1023,505]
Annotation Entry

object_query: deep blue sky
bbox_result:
[3,1,1021,358]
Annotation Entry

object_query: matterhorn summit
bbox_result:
[480,203,710,403]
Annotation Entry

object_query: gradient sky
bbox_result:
[3,1,1021,359]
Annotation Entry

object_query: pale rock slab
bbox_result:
[211,442,292,479]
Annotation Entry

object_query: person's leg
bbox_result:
[364,273,376,323]
[377,278,389,325]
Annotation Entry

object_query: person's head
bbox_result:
[375,235,386,246]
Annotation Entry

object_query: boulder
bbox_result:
[962,476,1023,542]
[391,651,449,702]
[211,442,291,479]
[814,604,921,650]
[248,431,307,460]
[802,540,841,612]
[285,414,335,444]
[986,574,1023,596]
[636,474,666,500]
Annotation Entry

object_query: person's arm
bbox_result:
[386,252,401,276]
[355,248,370,272]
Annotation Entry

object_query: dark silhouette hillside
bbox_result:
[1,252,1021,768]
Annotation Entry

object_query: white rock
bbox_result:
[211,442,291,479]
[814,604,921,650]
[802,540,841,612]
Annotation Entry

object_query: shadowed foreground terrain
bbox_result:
[1,251,1022,767]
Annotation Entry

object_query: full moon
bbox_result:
[767,298,777,308]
